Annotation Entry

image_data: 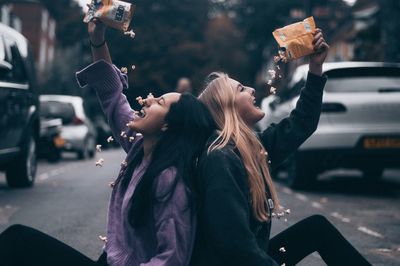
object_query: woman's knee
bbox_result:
[304,214,332,229]
[1,224,30,240]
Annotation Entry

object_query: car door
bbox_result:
[0,34,30,150]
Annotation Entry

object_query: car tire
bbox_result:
[286,154,318,189]
[77,139,89,160]
[362,167,384,182]
[6,134,37,188]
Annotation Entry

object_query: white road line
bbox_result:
[0,205,19,225]
[281,187,293,195]
[330,212,351,223]
[294,193,308,201]
[311,201,323,209]
[357,226,384,239]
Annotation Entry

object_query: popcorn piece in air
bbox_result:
[285,209,291,214]
[84,0,135,32]
[120,131,127,138]
[136,96,145,106]
[267,80,272,85]
[99,235,107,242]
[108,181,115,188]
[268,70,276,79]
[107,136,114,143]
[276,65,280,70]
[273,56,281,63]
[284,218,288,222]
[96,145,102,152]
[131,65,136,71]
[129,136,135,142]
[281,264,286,266]
[121,160,127,167]
[95,158,105,167]
[279,247,286,253]
[147,92,154,99]
[136,133,142,137]
[270,87,277,95]
[120,67,128,74]
[124,30,136,39]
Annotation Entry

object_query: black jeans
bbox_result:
[268,215,372,266]
[0,224,108,266]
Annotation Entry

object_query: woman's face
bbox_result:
[228,78,265,126]
[128,92,181,136]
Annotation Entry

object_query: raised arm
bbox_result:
[259,29,329,170]
[75,20,137,153]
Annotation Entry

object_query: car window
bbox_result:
[325,77,400,93]
[40,101,76,125]
[4,37,27,83]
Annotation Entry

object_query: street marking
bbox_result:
[38,173,49,181]
[294,193,308,201]
[0,205,19,225]
[311,201,323,209]
[330,212,351,223]
[375,248,391,253]
[281,187,293,195]
[357,226,384,239]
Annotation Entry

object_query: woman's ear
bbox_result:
[161,123,168,132]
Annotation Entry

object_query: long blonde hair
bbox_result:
[199,72,279,221]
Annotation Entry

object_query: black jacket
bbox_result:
[190,72,327,266]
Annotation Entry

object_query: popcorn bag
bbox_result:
[84,0,135,32]
[272,16,316,61]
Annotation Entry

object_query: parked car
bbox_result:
[37,117,63,162]
[259,62,400,188]
[0,23,39,188]
[39,95,97,160]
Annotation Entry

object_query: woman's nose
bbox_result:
[246,87,255,96]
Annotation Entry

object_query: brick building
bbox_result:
[0,1,56,81]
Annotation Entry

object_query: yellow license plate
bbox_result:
[54,136,65,148]
[363,137,400,149]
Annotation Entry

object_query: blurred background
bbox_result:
[0,1,399,265]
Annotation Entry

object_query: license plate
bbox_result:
[54,136,65,148]
[363,137,400,149]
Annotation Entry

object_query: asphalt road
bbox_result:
[0,148,399,265]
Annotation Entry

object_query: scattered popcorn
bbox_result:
[276,65,280,70]
[279,247,286,253]
[271,213,276,217]
[136,133,142,137]
[284,218,288,222]
[121,160,128,167]
[281,263,286,266]
[95,158,105,167]
[99,235,107,242]
[268,69,276,79]
[96,145,102,153]
[267,80,272,85]
[124,30,136,39]
[147,92,154,98]
[273,56,281,63]
[131,65,136,71]
[136,96,145,106]
[270,87,277,94]
[285,209,291,214]
[268,160,272,164]
[108,181,115,188]
[120,67,128,74]
[129,136,135,142]
[120,131,127,138]
[107,136,114,143]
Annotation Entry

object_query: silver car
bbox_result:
[39,95,97,160]
[258,62,400,188]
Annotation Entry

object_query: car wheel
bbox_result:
[77,139,89,160]
[362,167,384,182]
[6,134,37,188]
[47,147,61,163]
[286,154,318,189]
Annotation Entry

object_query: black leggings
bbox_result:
[268,215,372,266]
[0,224,107,266]
[0,216,372,266]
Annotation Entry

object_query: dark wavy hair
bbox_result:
[126,93,215,227]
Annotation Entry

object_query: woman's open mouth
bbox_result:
[137,108,146,118]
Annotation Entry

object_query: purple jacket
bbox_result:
[76,60,195,266]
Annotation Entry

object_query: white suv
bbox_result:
[258,62,400,188]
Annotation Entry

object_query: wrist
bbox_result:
[90,38,106,48]
[309,63,323,76]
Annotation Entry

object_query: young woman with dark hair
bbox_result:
[0,19,214,266]
[190,29,372,266]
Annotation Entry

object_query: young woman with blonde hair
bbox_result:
[190,29,371,266]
